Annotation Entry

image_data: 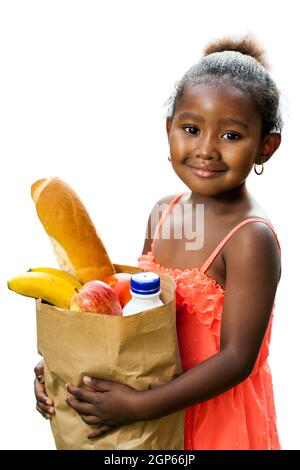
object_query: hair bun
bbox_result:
[203,34,269,69]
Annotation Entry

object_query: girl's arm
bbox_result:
[137,221,281,420]
[66,221,281,436]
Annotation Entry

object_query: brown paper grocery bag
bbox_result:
[36,264,184,450]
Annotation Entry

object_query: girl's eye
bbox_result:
[222,132,241,141]
[183,125,199,135]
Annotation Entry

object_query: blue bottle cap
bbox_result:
[130,272,161,295]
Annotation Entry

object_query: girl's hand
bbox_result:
[34,359,55,419]
[65,377,142,439]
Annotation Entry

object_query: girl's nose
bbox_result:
[193,134,221,160]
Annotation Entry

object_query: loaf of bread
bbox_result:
[31,177,116,283]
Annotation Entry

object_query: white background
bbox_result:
[0,0,298,449]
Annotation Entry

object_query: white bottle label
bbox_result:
[122,294,163,316]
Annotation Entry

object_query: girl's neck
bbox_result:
[186,182,252,216]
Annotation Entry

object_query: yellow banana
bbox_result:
[28,267,82,289]
[7,272,78,309]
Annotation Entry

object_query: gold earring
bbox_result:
[254,162,264,175]
[167,156,171,162]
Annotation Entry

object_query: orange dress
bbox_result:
[138,192,281,450]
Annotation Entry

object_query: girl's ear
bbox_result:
[166,117,172,142]
[259,133,281,163]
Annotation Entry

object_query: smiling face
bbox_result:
[167,82,267,197]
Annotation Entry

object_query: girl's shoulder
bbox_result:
[141,193,180,255]
[149,193,183,220]
[146,193,179,223]
[222,214,281,283]
[217,192,281,283]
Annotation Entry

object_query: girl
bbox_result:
[35,35,283,450]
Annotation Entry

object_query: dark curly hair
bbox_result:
[166,35,283,137]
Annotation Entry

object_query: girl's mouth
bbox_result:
[188,165,227,178]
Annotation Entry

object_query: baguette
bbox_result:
[31,177,115,283]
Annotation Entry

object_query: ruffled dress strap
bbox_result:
[151,192,187,252]
[200,217,281,274]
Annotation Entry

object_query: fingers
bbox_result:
[36,403,54,420]
[82,376,114,392]
[66,383,102,404]
[37,375,44,384]
[34,359,44,378]
[34,376,54,419]
[80,414,102,425]
[65,396,96,416]
[87,425,113,439]
[34,359,53,419]
[34,378,53,406]
[36,403,49,419]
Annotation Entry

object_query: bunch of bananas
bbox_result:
[7,267,83,309]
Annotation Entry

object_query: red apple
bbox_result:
[69,280,122,316]
[102,272,132,308]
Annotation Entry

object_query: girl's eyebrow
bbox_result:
[218,118,249,129]
[177,111,203,122]
[176,112,248,129]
